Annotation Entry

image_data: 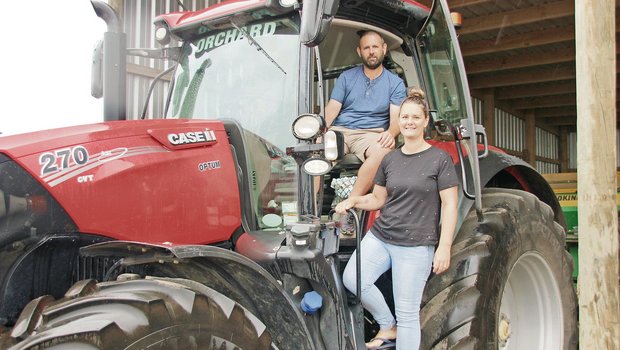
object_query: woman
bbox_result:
[336,88,459,350]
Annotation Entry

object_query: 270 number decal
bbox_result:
[39,146,89,176]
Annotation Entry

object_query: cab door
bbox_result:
[416,0,484,207]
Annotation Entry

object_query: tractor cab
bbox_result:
[152,0,471,232]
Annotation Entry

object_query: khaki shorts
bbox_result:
[329,126,384,162]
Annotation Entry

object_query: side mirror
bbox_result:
[91,39,103,98]
[300,0,339,47]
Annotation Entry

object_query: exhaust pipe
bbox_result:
[91,0,126,122]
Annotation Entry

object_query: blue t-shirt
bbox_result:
[330,66,406,130]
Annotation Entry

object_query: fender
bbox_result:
[456,150,565,228]
[0,233,112,325]
[80,241,315,350]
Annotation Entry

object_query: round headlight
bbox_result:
[155,26,170,45]
[279,0,298,7]
[302,158,331,176]
[292,114,324,140]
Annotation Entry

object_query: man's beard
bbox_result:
[363,53,384,70]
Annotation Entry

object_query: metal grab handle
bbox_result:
[455,138,475,200]
[348,209,362,304]
[328,208,362,304]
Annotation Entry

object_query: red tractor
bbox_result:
[0,0,577,349]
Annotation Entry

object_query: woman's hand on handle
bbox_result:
[335,198,356,214]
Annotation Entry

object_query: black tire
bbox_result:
[6,276,276,350]
[420,188,578,350]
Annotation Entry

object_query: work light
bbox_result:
[292,114,325,140]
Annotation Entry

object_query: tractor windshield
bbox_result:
[167,15,301,230]
[167,15,300,151]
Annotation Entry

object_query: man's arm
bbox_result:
[325,99,342,128]
[387,103,401,138]
[375,104,400,148]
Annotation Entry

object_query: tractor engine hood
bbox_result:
[0,119,242,245]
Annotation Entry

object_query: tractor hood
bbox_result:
[0,119,221,158]
[0,119,242,245]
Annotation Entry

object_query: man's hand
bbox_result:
[376,131,395,149]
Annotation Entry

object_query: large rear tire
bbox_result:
[421,188,578,350]
[6,276,276,350]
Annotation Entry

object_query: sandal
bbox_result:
[366,337,396,350]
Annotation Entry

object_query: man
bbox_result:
[326,30,406,199]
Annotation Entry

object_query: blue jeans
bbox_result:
[343,231,434,350]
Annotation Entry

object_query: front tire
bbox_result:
[421,188,578,349]
[7,276,276,350]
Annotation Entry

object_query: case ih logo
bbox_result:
[148,127,219,151]
[167,130,216,145]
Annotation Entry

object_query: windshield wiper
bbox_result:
[231,21,286,75]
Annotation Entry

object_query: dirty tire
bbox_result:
[8,276,276,350]
[421,188,578,350]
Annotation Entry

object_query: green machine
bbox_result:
[543,172,620,282]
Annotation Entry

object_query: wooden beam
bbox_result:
[482,89,495,146]
[535,106,577,118]
[576,0,620,344]
[511,94,576,109]
[465,48,575,74]
[495,81,576,100]
[462,19,620,58]
[536,155,562,166]
[461,26,575,57]
[451,0,620,11]
[469,65,575,89]
[524,111,536,166]
[448,0,491,10]
[540,116,577,125]
[459,0,575,36]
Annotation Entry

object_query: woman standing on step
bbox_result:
[336,88,459,350]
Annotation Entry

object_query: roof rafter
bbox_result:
[458,0,575,36]
[511,94,576,109]
[465,47,575,74]
[461,26,575,57]
[461,10,620,57]
[535,106,577,118]
[469,65,576,89]
[494,80,576,99]
[447,0,493,10]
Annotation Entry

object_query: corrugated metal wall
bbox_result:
[536,127,559,173]
[494,108,525,156]
[471,96,483,125]
[485,105,561,174]
[122,0,225,119]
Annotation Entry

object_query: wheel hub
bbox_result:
[498,314,511,346]
[499,252,563,349]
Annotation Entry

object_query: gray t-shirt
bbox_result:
[371,146,459,247]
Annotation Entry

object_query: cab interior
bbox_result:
[315,19,421,217]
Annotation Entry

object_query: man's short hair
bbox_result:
[356,29,384,43]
